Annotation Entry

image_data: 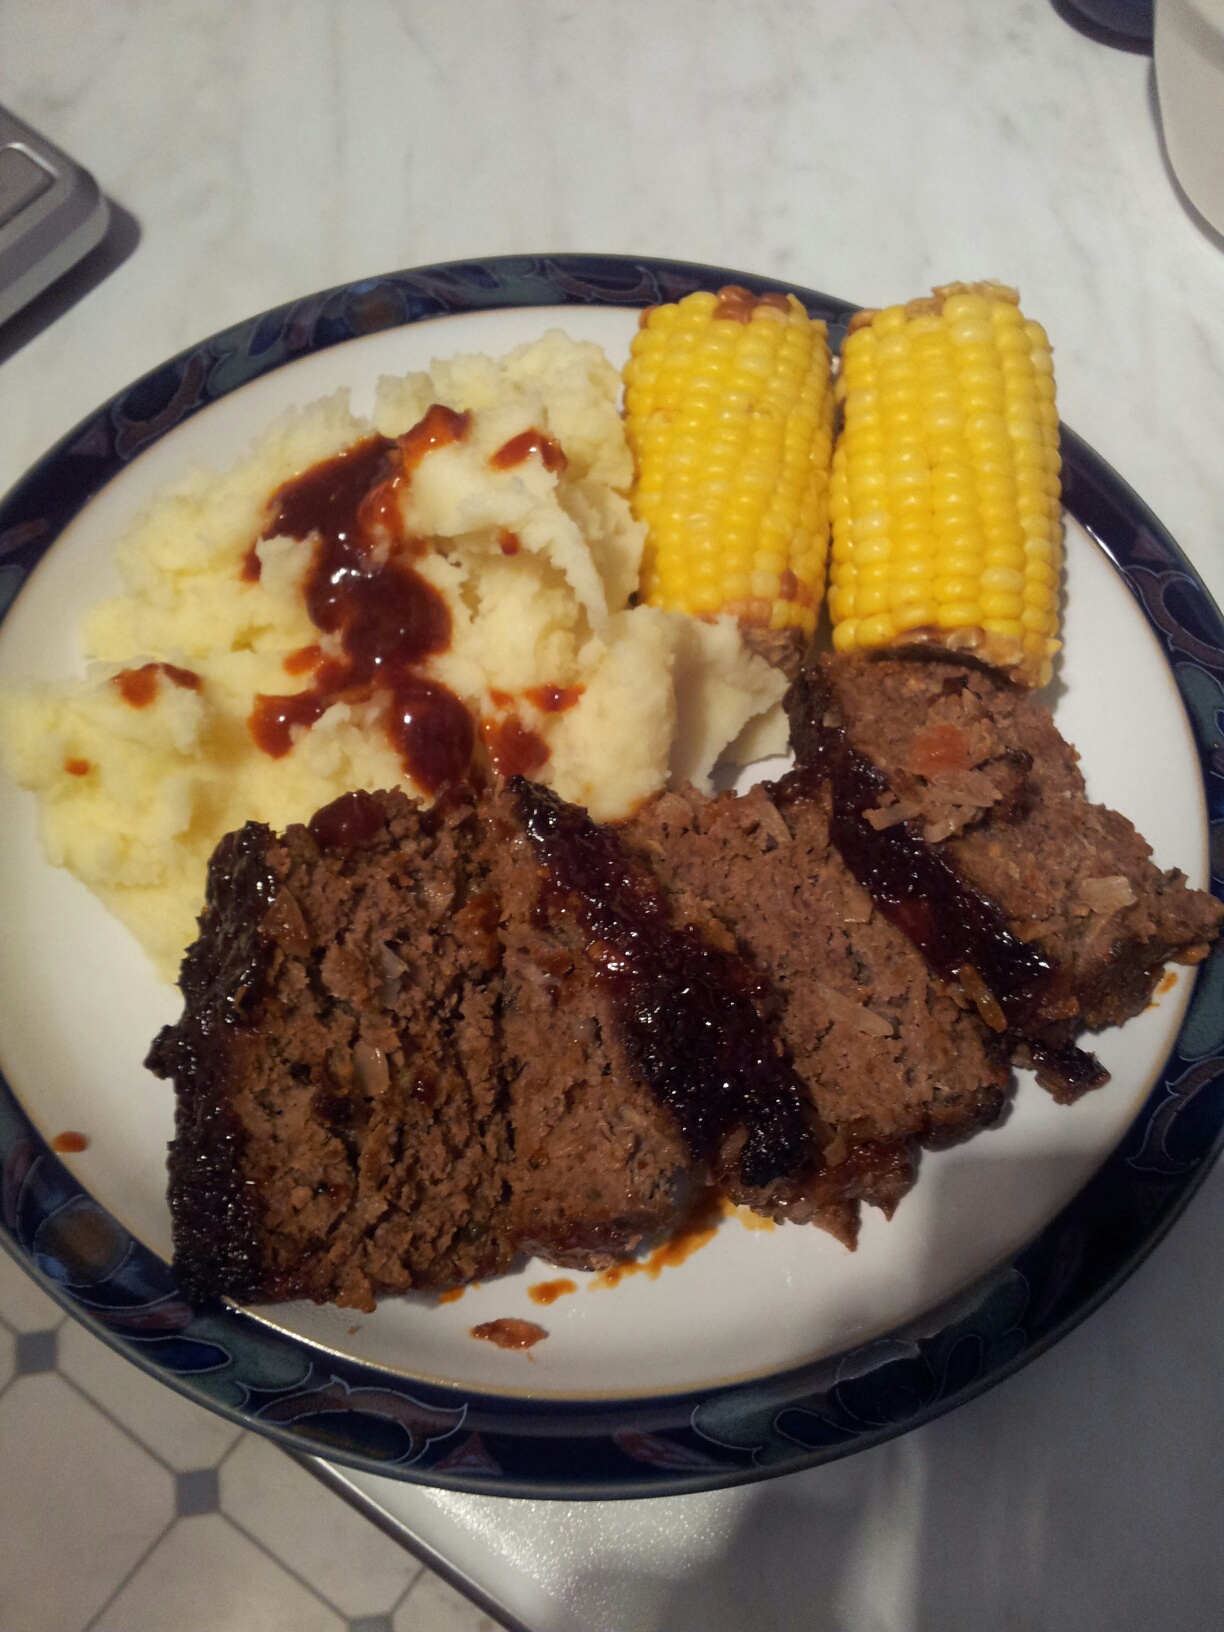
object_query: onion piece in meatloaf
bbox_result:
[791,651,1224,1100]
[148,781,835,1311]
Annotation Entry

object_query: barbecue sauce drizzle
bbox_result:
[490,429,567,474]
[484,716,549,778]
[511,778,815,1190]
[781,666,1107,1094]
[248,426,474,794]
[113,662,202,708]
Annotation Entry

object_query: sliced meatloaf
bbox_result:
[792,651,1224,1097]
[147,787,518,1310]
[623,778,1010,1239]
[493,819,694,1272]
[505,779,821,1220]
[148,780,827,1309]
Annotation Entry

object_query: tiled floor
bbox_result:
[0,1248,503,1632]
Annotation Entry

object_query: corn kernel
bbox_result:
[858,612,898,646]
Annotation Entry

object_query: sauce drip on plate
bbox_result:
[592,1191,725,1288]
[471,1318,547,1350]
[528,1277,577,1306]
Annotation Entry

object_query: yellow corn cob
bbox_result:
[828,282,1062,687]
[623,286,834,639]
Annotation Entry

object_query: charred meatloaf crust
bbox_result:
[147,786,516,1310]
[793,651,1224,1098]
[148,781,827,1310]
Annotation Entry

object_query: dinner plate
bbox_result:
[1,254,1223,1499]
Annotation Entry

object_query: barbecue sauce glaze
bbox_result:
[248,424,475,795]
[512,777,818,1191]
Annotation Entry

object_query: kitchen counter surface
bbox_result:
[1,3,1222,1629]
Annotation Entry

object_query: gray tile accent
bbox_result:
[175,1466,221,1517]
[14,1327,57,1374]
[350,1617,394,1632]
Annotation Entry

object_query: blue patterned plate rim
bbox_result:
[2,254,1223,1500]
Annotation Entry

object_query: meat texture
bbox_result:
[793,651,1224,1097]
[623,778,1010,1239]
[148,788,516,1310]
[149,781,831,1309]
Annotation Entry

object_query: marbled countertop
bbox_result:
[1,2,1223,1630]
[3,0,1223,596]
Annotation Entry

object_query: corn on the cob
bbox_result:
[828,282,1062,687]
[623,286,834,639]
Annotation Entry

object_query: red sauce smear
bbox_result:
[248,427,476,794]
[524,684,583,715]
[241,543,262,583]
[528,1277,577,1306]
[484,716,550,778]
[490,429,568,475]
[63,758,91,777]
[113,662,202,708]
[163,664,202,691]
[401,404,471,472]
[471,1317,547,1350]
[593,1191,724,1288]
[488,689,513,710]
[283,644,322,677]
[498,530,521,557]
[437,1286,466,1305]
[51,1131,89,1154]
[1157,970,1178,996]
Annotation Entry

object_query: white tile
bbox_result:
[94,1514,345,1632]
[0,1372,173,1632]
[0,1323,12,1393]
[0,1244,65,1332]
[220,1433,420,1617]
[58,1317,242,1472]
[394,1570,503,1632]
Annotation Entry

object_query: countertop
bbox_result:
[1,2,1223,1630]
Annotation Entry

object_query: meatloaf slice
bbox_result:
[793,651,1224,1097]
[502,778,823,1234]
[622,777,1011,1241]
[487,782,697,1269]
[147,787,519,1311]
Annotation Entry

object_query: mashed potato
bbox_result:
[0,333,787,978]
